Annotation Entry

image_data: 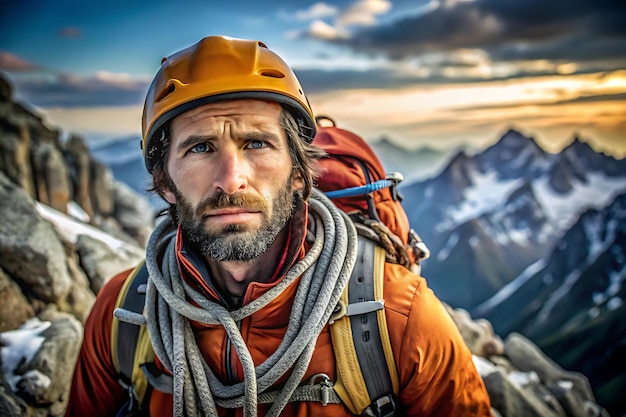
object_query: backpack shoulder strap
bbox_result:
[330,234,400,417]
[111,261,153,410]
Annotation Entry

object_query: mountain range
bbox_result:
[474,191,626,412]
[399,129,626,415]
[401,130,626,310]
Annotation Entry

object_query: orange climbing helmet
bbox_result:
[141,36,316,173]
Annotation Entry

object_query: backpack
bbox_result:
[111,116,429,416]
[313,115,429,272]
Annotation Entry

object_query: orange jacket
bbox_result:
[66,216,491,416]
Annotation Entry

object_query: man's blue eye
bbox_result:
[247,140,267,149]
[190,143,209,153]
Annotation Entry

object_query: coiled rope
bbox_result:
[143,189,358,417]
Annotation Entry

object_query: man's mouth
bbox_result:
[204,207,262,223]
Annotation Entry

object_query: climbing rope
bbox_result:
[142,189,358,417]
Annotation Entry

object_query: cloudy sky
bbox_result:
[1,0,625,156]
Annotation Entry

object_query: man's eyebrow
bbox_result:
[242,131,280,142]
[176,131,281,152]
[176,135,216,152]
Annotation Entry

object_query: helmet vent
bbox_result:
[156,81,176,102]
[259,69,285,79]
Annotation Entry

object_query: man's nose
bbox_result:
[214,147,248,194]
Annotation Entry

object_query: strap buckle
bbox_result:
[308,373,333,406]
[364,394,396,417]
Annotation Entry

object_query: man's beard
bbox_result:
[172,178,297,262]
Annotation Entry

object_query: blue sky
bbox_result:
[1,0,625,155]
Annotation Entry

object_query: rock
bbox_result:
[0,123,35,199]
[76,233,144,294]
[14,309,82,413]
[90,161,114,217]
[0,76,12,102]
[547,382,611,417]
[64,135,94,217]
[483,368,561,417]
[112,181,155,246]
[0,172,72,303]
[0,267,35,332]
[505,332,596,403]
[445,303,505,357]
[0,373,27,417]
[31,142,71,213]
[56,249,96,323]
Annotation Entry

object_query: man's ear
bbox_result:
[163,189,177,204]
[291,169,305,192]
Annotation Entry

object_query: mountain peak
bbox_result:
[564,136,594,154]
[474,129,548,179]
[497,129,541,150]
[560,135,625,175]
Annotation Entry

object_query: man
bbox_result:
[66,36,491,416]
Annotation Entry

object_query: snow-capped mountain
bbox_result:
[474,191,626,334]
[401,129,626,310]
[473,191,626,412]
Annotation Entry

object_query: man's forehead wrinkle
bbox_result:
[180,99,282,121]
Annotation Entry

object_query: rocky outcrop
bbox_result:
[0,75,150,416]
[0,169,146,416]
[447,305,610,416]
[0,76,153,246]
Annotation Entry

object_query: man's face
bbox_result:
[163,99,304,261]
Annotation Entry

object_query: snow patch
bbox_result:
[557,380,574,390]
[508,371,540,388]
[542,273,553,285]
[472,356,497,377]
[474,258,547,315]
[0,318,50,391]
[607,297,623,311]
[21,369,51,389]
[36,202,129,251]
[592,292,606,306]
[424,185,433,199]
[588,306,600,319]
[534,173,626,230]
[537,268,582,323]
[437,233,460,262]
[67,201,90,223]
[447,169,522,227]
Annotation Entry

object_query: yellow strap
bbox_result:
[330,244,399,414]
[330,285,368,413]
[111,261,154,404]
[111,263,144,373]
[373,245,400,395]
